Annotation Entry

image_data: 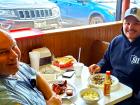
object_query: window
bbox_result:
[0,0,62,31]
[130,0,140,7]
[2,0,137,32]
[49,0,117,28]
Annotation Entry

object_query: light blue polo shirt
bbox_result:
[0,62,46,105]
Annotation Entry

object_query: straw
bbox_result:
[78,47,81,62]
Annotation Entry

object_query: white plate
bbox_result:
[89,73,119,91]
[49,80,77,99]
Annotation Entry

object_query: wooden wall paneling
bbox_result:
[16,36,44,64]
[16,22,123,66]
[43,30,83,60]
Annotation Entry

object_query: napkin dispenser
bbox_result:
[29,47,52,71]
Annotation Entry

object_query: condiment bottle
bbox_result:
[104,71,111,96]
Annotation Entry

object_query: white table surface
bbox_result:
[57,66,133,105]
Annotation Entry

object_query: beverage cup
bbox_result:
[29,51,40,71]
[73,62,84,77]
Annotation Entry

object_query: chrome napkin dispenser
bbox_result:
[29,47,52,71]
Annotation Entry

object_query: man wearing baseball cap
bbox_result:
[124,7,140,21]
[89,7,140,105]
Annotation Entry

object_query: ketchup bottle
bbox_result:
[104,71,111,96]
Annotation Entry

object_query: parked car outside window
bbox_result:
[93,0,117,8]
[49,0,116,27]
[95,0,140,11]
[0,0,62,31]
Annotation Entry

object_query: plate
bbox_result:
[49,80,77,99]
[89,73,119,91]
[61,82,77,99]
[52,55,76,68]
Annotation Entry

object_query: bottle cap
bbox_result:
[106,71,110,75]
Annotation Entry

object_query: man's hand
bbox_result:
[47,94,62,105]
[88,64,101,74]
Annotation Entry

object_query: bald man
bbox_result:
[0,29,62,105]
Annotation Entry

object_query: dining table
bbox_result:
[55,66,133,105]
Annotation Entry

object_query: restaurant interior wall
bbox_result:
[15,22,122,66]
